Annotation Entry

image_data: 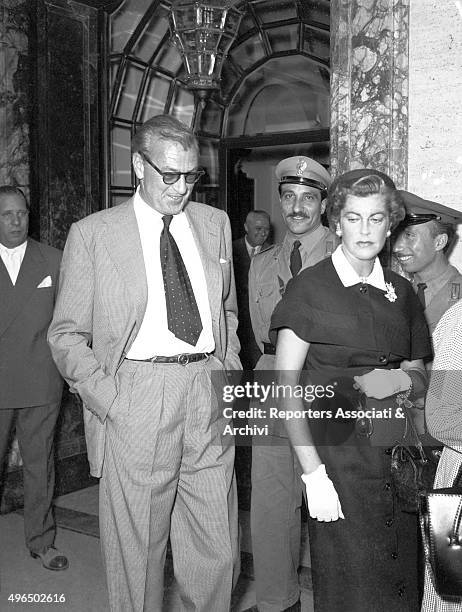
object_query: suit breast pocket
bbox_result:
[33,284,54,308]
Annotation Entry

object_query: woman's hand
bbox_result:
[353,368,411,399]
[301,465,345,522]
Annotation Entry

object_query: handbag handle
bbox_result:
[401,401,428,464]
[449,496,462,547]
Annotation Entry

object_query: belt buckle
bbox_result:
[177,354,190,366]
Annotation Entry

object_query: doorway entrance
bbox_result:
[220,129,330,242]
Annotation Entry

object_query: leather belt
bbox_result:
[126,353,209,366]
[263,342,276,355]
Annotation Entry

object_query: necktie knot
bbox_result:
[162,215,173,230]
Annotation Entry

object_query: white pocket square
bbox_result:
[37,275,52,288]
[219,258,228,264]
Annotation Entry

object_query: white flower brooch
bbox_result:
[384,282,397,302]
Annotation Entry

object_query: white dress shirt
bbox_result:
[0,240,27,285]
[126,190,214,358]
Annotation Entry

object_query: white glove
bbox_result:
[353,368,411,399]
[301,464,345,522]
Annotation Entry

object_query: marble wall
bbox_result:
[408,0,462,268]
[1,0,101,493]
[0,0,30,194]
[330,0,409,186]
[34,0,103,458]
[36,0,101,248]
[408,0,462,207]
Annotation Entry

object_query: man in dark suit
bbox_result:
[233,210,270,370]
[0,186,67,571]
[48,115,241,611]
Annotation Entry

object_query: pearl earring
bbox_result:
[336,226,342,237]
[386,230,391,237]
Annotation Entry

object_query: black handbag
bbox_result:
[390,402,439,513]
[420,485,462,598]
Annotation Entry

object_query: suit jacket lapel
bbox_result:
[101,200,148,332]
[100,200,221,347]
[185,205,221,323]
[0,240,47,338]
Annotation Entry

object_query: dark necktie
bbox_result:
[160,215,202,345]
[416,282,427,308]
[290,240,302,277]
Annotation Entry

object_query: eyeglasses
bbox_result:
[141,153,205,185]
[1,210,29,223]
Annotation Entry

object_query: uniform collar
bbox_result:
[414,263,458,289]
[332,244,387,290]
[282,224,326,254]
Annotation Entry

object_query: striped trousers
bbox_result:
[100,356,239,611]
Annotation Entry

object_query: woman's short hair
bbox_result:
[132,114,198,157]
[326,169,405,231]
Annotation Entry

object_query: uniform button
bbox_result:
[391,552,398,559]
[359,286,367,294]
[378,354,387,364]
[386,519,393,527]
[398,586,405,597]
[384,482,391,490]
[385,448,392,455]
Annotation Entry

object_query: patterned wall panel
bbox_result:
[330,0,409,186]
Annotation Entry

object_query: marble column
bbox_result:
[0,0,30,194]
[330,0,409,186]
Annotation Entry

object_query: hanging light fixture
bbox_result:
[169,0,243,106]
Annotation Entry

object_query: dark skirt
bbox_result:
[309,442,420,612]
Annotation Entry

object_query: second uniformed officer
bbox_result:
[248,156,337,612]
[393,191,462,335]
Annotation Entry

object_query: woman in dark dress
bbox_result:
[270,169,432,612]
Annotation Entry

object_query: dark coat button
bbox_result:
[359,286,367,294]
[384,482,391,490]
[391,552,398,559]
[378,354,387,364]
[385,448,392,455]
[386,519,393,527]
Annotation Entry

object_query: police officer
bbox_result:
[248,156,337,612]
[393,191,462,444]
[393,191,462,334]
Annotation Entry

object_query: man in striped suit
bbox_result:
[48,115,241,611]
